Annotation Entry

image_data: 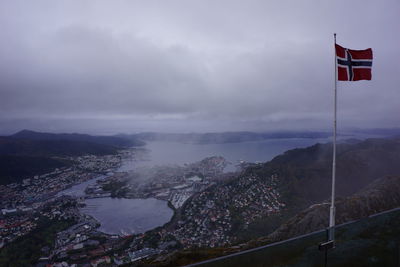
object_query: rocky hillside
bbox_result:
[262,137,400,207]
[151,175,400,267]
[169,137,400,247]
[268,175,400,242]
[142,137,400,266]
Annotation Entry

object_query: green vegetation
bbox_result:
[0,155,73,185]
[0,217,76,267]
[0,129,141,184]
[102,180,129,197]
[235,212,291,243]
[11,129,145,148]
[0,137,119,157]
[143,232,162,249]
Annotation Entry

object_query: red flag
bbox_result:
[335,44,373,81]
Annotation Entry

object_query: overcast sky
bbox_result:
[0,0,399,134]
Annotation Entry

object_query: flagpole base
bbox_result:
[328,226,335,242]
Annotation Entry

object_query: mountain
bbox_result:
[165,137,400,249]
[151,175,400,266]
[351,127,400,137]
[11,129,145,147]
[242,137,400,239]
[267,175,400,243]
[264,137,400,206]
[0,130,145,185]
[134,131,331,144]
[0,136,116,185]
[0,155,72,185]
[0,129,147,157]
[0,137,119,157]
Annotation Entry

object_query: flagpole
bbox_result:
[329,33,337,241]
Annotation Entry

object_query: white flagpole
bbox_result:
[329,33,337,241]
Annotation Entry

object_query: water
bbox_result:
[119,138,329,172]
[56,173,174,235]
[57,175,106,198]
[57,176,174,235]
[80,198,173,235]
[59,137,329,235]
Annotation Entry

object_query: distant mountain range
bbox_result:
[0,129,146,157]
[0,130,145,185]
[350,127,400,137]
[129,127,400,144]
[11,129,145,148]
[133,131,332,144]
[0,155,71,185]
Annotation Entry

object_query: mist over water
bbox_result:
[120,138,330,172]
[76,138,328,235]
[57,135,379,235]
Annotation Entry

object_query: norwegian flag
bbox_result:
[335,44,373,81]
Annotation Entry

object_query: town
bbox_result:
[87,156,229,209]
[0,153,123,247]
[0,149,286,266]
[171,173,285,248]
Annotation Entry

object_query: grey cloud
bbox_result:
[0,0,399,134]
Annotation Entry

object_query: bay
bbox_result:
[59,137,329,235]
[80,198,173,235]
